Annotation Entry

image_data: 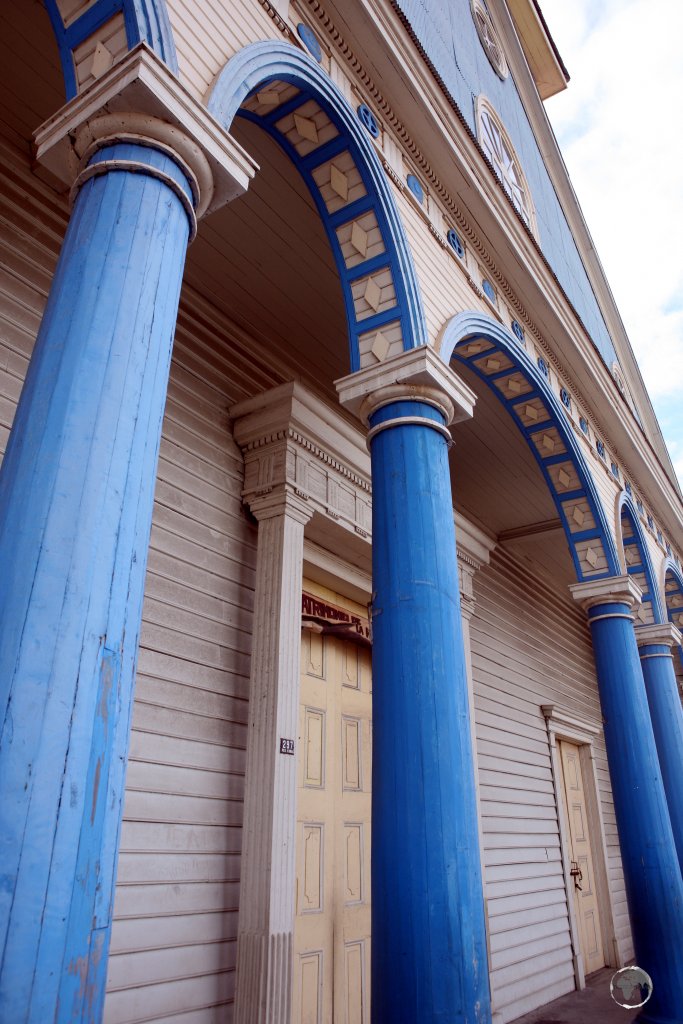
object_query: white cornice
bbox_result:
[310,0,683,541]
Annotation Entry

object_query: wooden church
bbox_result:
[0,1,682,1022]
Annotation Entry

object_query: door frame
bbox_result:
[542,704,622,989]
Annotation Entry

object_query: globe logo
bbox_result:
[610,966,653,1008]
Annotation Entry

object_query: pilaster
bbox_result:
[231,385,372,1024]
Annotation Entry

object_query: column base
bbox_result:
[234,931,293,1024]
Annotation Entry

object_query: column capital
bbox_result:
[33,43,256,219]
[335,345,475,425]
[569,574,643,613]
[635,622,683,650]
[231,382,372,541]
[247,486,313,525]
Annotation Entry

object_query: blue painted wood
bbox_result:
[207,41,428,371]
[619,496,663,622]
[44,0,179,100]
[586,601,683,1024]
[367,398,491,1024]
[638,642,683,875]
[393,0,621,376]
[442,312,621,583]
[0,142,193,1022]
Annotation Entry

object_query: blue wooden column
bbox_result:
[0,129,201,1020]
[571,578,683,1024]
[636,623,683,874]
[338,349,491,1024]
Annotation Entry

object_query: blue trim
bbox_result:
[481,278,496,303]
[357,103,380,139]
[447,228,465,258]
[44,0,178,101]
[619,494,664,622]
[207,42,428,372]
[296,22,322,62]
[367,399,491,1022]
[511,319,524,342]
[441,312,621,583]
[406,173,424,203]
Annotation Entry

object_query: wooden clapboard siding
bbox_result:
[0,138,65,456]
[103,293,279,1022]
[166,0,283,102]
[471,543,633,1022]
[394,186,486,344]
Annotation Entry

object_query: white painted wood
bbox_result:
[471,544,634,1021]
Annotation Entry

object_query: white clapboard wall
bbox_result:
[471,543,632,1022]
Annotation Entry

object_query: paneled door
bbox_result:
[293,583,372,1024]
[558,740,605,976]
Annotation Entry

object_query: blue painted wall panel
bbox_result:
[394,0,619,368]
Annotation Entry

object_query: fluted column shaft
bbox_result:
[234,492,312,1024]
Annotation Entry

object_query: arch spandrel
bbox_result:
[441,311,621,584]
[207,41,428,373]
[44,0,178,99]
[618,495,664,625]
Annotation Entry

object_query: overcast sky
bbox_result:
[538,0,683,487]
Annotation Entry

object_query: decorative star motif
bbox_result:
[364,278,382,313]
[330,164,349,201]
[350,222,368,257]
[294,114,319,143]
[585,547,599,568]
[90,41,114,79]
[371,332,390,362]
[256,90,280,106]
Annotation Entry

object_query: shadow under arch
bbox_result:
[664,558,683,671]
[207,40,427,373]
[43,0,178,99]
[618,493,664,624]
[441,311,620,583]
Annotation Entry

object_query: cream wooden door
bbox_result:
[293,585,372,1024]
[558,740,605,976]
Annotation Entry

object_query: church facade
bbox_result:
[0,2,682,1023]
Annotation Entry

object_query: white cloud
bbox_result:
[540,0,683,470]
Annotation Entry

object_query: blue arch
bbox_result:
[664,559,683,669]
[44,0,178,99]
[618,494,664,623]
[441,311,621,583]
[207,41,427,372]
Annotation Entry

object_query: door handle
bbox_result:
[570,860,583,891]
